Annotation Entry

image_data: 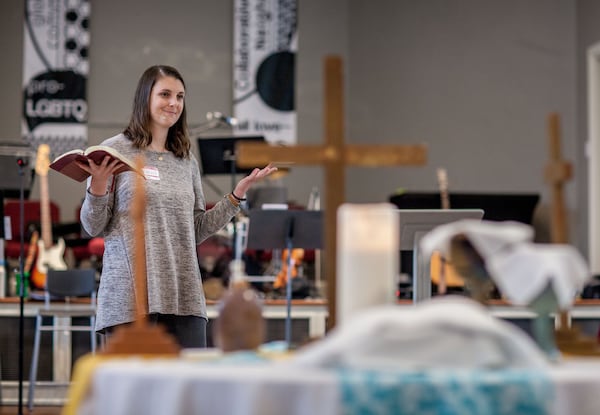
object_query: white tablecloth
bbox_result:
[78,357,600,415]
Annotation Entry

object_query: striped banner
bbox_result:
[233,0,297,145]
[22,0,90,157]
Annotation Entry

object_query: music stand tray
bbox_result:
[247,210,323,251]
[246,209,323,347]
[197,136,265,175]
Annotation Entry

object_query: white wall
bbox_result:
[345,0,577,249]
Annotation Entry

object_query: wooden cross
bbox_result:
[545,112,572,246]
[545,113,572,336]
[236,55,428,329]
[545,112,600,356]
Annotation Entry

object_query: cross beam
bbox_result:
[237,56,427,329]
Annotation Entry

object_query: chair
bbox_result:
[27,268,97,410]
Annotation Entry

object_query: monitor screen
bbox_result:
[197,136,265,175]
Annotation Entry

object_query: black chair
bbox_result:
[27,268,97,410]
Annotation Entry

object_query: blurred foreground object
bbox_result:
[420,219,592,358]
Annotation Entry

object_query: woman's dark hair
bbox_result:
[123,65,190,158]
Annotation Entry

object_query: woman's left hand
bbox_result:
[232,163,278,198]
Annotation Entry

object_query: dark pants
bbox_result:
[102,314,207,349]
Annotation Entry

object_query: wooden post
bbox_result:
[546,113,600,356]
[545,113,572,246]
[546,113,572,330]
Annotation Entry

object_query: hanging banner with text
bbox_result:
[22,0,91,157]
[233,0,297,145]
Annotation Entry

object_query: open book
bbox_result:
[49,145,144,182]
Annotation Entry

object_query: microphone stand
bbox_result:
[16,157,28,415]
[191,115,242,260]
[224,149,241,261]
[188,118,222,137]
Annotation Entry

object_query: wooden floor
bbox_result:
[0,405,62,414]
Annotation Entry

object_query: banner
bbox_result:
[22,0,90,156]
[233,0,297,145]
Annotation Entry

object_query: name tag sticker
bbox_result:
[143,166,160,181]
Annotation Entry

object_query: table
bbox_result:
[71,356,600,415]
[1,298,599,383]
[0,297,328,385]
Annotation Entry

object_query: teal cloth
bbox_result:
[337,368,553,415]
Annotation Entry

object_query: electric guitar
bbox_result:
[15,230,39,297]
[31,144,67,289]
[273,248,304,290]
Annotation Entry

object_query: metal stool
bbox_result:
[28,268,97,410]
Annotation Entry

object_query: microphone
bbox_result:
[206,111,238,126]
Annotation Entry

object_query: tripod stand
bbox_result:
[246,209,322,347]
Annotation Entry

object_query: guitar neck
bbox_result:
[437,168,450,210]
[40,173,53,247]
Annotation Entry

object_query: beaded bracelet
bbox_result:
[231,192,247,202]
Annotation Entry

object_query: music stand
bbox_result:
[397,209,484,303]
[198,136,265,260]
[246,209,323,347]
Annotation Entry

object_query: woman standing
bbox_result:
[79,65,276,347]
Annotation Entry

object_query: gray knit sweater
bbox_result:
[80,134,239,332]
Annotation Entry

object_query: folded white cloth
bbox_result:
[487,243,589,309]
[420,219,534,260]
[288,296,549,370]
[419,219,590,309]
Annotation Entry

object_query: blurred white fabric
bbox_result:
[79,355,600,415]
[420,219,534,260]
[287,296,549,370]
[419,219,590,310]
[487,243,590,309]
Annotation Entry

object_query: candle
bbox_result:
[337,203,399,325]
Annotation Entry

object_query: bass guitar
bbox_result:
[31,144,67,289]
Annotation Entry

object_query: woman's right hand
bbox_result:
[77,156,124,196]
